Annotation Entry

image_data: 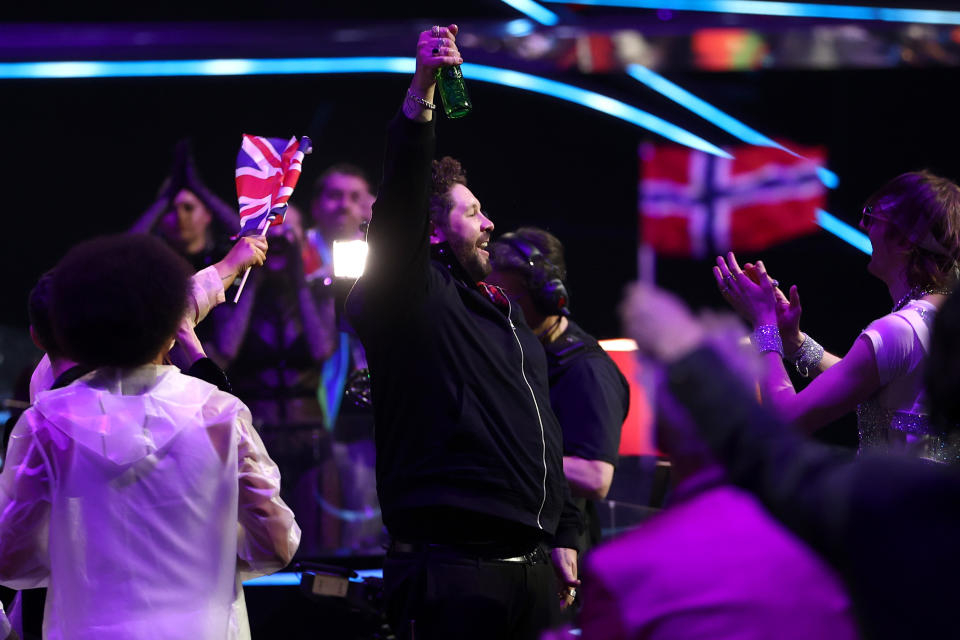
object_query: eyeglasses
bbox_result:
[860,205,891,229]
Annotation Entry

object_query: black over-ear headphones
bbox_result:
[497,232,570,316]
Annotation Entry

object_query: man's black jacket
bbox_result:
[346,112,579,548]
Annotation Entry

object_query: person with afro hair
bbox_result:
[0,234,299,640]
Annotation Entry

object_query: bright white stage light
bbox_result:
[333,240,368,278]
[599,338,639,351]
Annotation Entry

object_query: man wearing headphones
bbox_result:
[488,227,630,557]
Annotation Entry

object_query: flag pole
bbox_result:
[232,216,273,304]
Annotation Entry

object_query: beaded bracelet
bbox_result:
[786,333,824,378]
[406,89,436,110]
[753,324,784,357]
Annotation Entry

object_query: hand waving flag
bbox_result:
[235,134,312,237]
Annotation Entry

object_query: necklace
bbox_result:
[892,285,954,312]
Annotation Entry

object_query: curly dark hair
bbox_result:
[28,269,61,357]
[428,156,468,227]
[51,234,192,368]
[866,171,960,289]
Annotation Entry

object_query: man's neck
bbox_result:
[534,315,567,344]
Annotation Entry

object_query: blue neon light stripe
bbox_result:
[628,64,778,148]
[0,57,729,157]
[0,56,870,256]
[243,572,301,586]
[243,568,383,587]
[461,63,730,157]
[816,209,871,254]
[0,57,416,79]
[354,569,384,580]
[626,64,839,188]
[501,0,560,25]
[539,0,960,25]
[506,18,537,36]
[816,167,839,189]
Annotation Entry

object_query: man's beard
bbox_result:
[449,235,490,281]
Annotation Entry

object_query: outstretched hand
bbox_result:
[712,252,778,330]
[216,236,268,289]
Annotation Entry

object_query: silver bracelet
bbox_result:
[786,333,824,378]
[753,324,783,357]
[406,89,436,110]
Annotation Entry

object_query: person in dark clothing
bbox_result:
[488,227,628,555]
[345,24,581,640]
[130,140,245,371]
[621,282,960,640]
[130,140,239,273]
[210,208,341,555]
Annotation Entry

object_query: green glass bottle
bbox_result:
[435,65,472,119]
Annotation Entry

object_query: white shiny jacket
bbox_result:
[0,364,300,639]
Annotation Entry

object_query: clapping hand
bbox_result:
[744,262,804,354]
[712,252,778,330]
[715,254,804,353]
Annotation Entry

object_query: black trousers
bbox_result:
[383,544,562,640]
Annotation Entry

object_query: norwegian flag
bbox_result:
[639,142,827,258]
[235,134,312,236]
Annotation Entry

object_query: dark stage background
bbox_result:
[2,65,958,443]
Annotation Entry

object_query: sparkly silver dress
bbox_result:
[856,401,959,463]
[856,299,960,464]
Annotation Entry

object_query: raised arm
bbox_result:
[359,24,462,288]
[174,236,268,368]
[759,334,880,433]
[714,253,881,433]
[718,257,842,378]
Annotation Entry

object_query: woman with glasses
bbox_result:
[712,171,960,462]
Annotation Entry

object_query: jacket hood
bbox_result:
[31,365,239,468]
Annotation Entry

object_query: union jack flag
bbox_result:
[639,142,827,258]
[235,134,312,237]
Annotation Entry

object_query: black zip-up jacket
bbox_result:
[346,111,579,549]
